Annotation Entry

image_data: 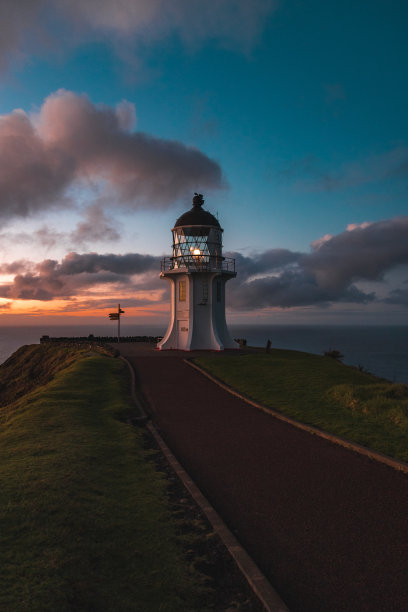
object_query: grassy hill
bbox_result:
[0,343,110,407]
[3,343,406,610]
[0,345,255,612]
[195,348,408,463]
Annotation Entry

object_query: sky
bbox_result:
[0,0,407,328]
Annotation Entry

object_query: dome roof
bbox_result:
[174,193,221,229]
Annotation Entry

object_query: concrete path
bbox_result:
[119,343,408,612]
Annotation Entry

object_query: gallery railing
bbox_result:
[160,255,235,273]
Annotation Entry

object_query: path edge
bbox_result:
[185,359,408,475]
[146,422,290,612]
[120,354,290,612]
[119,355,148,422]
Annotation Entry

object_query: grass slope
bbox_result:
[0,348,209,611]
[195,349,408,463]
[0,344,112,407]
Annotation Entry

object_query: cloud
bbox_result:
[0,207,121,252]
[227,216,408,309]
[384,281,408,307]
[64,0,276,49]
[0,90,224,221]
[58,252,159,276]
[229,271,375,310]
[1,217,407,310]
[310,233,333,250]
[231,249,302,281]
[0,0,277,70]
[303,217,408,291]
[345,222,373,232]
[0,107,74,218]
[0,0,46,70]
[33,227,67,249]
[278,147,408,192]
[70,204,120,246]
[0,260,34,275]
[0,251,161,301]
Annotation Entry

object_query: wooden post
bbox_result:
[108,305,125,342]
[118,303,120,343]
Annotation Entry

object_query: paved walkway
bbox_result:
[119,343,408,612]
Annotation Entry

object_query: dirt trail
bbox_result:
[120,343,408,612]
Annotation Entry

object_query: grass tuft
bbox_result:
[329,383,408,430]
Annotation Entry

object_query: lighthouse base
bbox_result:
[157,269,238,351]
[157,336,238,351]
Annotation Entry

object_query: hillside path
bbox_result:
[118,343,408,612]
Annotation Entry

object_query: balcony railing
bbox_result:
[160,255,235,273]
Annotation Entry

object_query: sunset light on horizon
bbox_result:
[0,1,407,328]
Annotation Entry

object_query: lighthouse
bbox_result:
[157,194,238,351]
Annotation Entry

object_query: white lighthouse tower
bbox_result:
[158,194,238,351]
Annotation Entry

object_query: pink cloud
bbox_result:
[0,90,224,220]
[0,0,277,70]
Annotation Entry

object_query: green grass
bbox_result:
[0,349,210,611]
[0,343,111,407]
[194,349,408,463]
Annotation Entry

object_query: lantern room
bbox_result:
[157,194,237,351]
[171,193,223,270]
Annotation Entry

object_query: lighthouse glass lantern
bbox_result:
[157,193,238,351]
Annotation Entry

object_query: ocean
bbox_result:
[0,324,407,384]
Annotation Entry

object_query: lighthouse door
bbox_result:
[177,320,189,350]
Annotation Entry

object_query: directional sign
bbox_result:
[109,305,125,342]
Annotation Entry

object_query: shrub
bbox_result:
[323,349,344,362]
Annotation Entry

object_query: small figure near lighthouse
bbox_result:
[158,193,238,350]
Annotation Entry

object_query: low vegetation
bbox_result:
[194,349,408,463]
[0,346,229,611]
[0,343,113,407]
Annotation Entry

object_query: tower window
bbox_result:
[179,280,186,302]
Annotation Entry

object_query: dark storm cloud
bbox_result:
[227,217,408,309]
[0,1,277,70]
[0,90,224,220]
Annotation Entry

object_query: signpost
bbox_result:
[108,304,125,342]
